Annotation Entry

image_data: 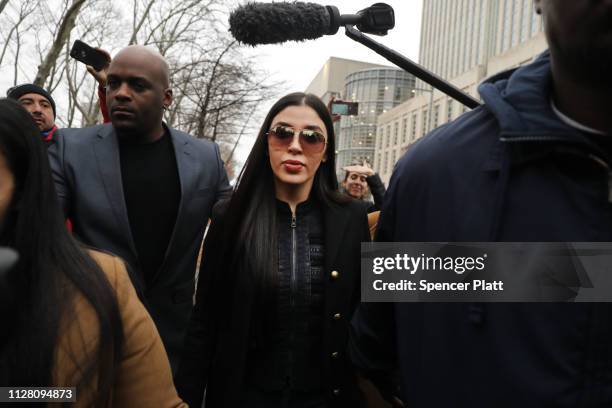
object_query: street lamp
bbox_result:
[411,85,435,133]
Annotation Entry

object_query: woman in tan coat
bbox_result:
[0,98,186,408]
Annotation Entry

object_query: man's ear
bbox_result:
[163,88,173,109]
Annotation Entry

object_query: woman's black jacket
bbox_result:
[174,198,371,408]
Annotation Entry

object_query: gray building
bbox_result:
[305,57,389,105]
[336,68,415,173]
[417,0,544,90]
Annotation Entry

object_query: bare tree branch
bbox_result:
[196,40,235,139]
[225,104,257,164]
[12,25,21,86]
[129,0,156,45]
[0,0,37,67]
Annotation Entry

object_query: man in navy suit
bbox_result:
[49,45,231,370]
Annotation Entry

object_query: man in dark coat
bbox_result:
[350,0,612,406]
[48,45,231,371]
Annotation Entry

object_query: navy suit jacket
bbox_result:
[48,123,231,369]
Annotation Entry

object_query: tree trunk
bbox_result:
[0,0,10,16]
[129,0,156,45]
[33,0,87,87]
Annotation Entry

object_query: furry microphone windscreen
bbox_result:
[229,2,331,46]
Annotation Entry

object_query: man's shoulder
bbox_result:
[168,127,218,152]
[57,123,110,143]
[396,105,499,179]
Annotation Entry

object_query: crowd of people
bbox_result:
[0,0,611,407]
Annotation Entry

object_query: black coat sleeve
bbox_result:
[366,174,386,212]
[348,197,399,401]
[174,204,227,407]
[348,302,397,394]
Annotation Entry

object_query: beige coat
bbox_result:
[52,250,187,407]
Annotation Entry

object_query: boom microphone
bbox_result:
[229,1,481,109]
[229,2,394,46]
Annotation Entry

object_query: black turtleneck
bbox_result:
[118,129,181,283]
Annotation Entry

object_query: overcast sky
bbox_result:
[235,0,423,161]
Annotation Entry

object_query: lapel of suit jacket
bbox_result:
[151,127,195,284]
[324,202,351,273]
[93,125,138,260]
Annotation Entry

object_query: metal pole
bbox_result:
[427,85,434,132]
[344,25,481,109]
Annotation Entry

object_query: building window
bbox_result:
[393,122,399,145]
[383,152,388,174]
[447,99,453,122]
[433,104,440,129]
[402,117,408,144]
[411,113,417,141]
[376,102,384,114]
[385,126,390,147]
[422,109,429,134]
[394,87,402,101]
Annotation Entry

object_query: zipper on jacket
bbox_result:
[291,214,297,310]
[291,214,297,298]
[286,213,297,389]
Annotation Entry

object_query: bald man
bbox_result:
[48,45,231,370]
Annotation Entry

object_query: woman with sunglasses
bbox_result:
[0,98,185,407]
[175,92,371,408]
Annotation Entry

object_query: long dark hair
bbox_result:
[209,92,348,333]
[0,98,123,405]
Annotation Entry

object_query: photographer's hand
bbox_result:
[86,48,111,87]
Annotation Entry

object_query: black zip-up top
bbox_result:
[245,198,325,395]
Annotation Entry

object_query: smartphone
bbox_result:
[69,40,108,71]
[331,101,359,116]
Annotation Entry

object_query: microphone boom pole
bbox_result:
[344,25,481,109]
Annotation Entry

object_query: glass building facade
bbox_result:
[336,68,415,175]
